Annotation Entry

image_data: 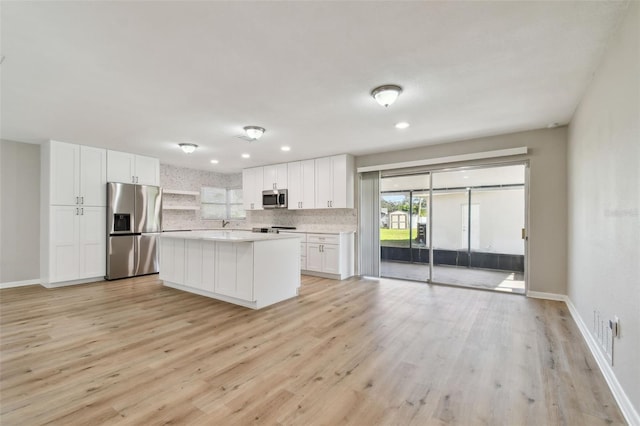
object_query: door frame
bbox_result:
[374,159,530,295]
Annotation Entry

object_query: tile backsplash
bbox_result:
[160,164,357,232]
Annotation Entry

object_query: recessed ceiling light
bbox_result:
[395,122,410,129]
[281,146,291,152]
[241,153,250,159]
[210,159,219,164]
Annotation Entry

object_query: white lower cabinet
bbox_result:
[201,241,216,293]
[304,233,354,280]
[160,235,299,309]
[215,242,254,301]
[47,205,106,284]
[161,239,255,303]
[159,237,185,284]
[184,240,203,288]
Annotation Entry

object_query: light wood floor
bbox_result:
[0,275,624,425]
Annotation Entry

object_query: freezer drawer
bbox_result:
[107,235,135,280]
[135,234,159,275]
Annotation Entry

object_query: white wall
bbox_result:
[0,140,40,285]
[357,127,567,294]
[432,189,525,255]
[567,1,639,419]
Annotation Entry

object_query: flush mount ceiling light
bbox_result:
[210,159,219,164]
[395,121,410,129]
[281,146,291,152]
[241,153,250,159]
[243,126,265,141]
[371,84,403,107]
[179,143,198,154]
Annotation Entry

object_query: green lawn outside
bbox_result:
[380,228,411,247]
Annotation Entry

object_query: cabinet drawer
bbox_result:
[307,234,339,245]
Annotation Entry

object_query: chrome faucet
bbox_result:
[222,219,230,228]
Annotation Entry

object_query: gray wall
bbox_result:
[568,1,639,416]
[0,140,40,284]
[356,127,568,295]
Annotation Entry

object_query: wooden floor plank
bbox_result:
[0,275,626,425]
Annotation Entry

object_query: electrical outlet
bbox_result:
[610,317,620,338]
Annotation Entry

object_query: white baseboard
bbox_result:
[565,297,640,426]
[0,279,40,289]
[526,290,567,301]
[41,277,103,288]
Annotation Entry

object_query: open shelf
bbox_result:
[163,206,200,210]
[164,189,199,196]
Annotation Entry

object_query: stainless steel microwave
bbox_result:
[262,189,288,209]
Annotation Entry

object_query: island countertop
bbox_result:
[160,230,303,242]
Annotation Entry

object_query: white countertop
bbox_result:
[160,230,303,242]
[163,227,356,235]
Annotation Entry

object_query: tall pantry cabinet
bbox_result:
[41,140,107,287]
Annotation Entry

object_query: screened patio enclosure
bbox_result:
[379,164,526,294]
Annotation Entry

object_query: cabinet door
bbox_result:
[300,242,307,270]
[107,150,135,184]
[50,141,80,206]
[263,165,278,190]
[215,243,237,297]
[201,241,216,293]
[79,206,106,278]
[50,206,80,282]
[159,238,174,282]
[235,243,254,301]
[242,167,263,210]
[300,160,315,209]
[184,240,203,289]
[315,157,333,208]
[263,164,287,190]
[160,238,185,284]
[330,155,348,208]
[80,146,107,206]
[306,243,323,272]
[288,160,315,210]
[135,155,160,186]
[322,244,341,274]
[287,162,303,210]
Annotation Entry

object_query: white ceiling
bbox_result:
[0,1,628,173]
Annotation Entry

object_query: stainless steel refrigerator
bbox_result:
[106,183,162,280]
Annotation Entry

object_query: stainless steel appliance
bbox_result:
[262,189,288,209]
[106,183,162,280]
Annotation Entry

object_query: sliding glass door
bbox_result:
[379,174,431,282]
[431,165,526,293]
[376,164,526,294]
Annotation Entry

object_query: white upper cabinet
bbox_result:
[80,146,108,206]
[49,141,106,207]
[263,163,288,190]
[107,150,159,186]
[106,150,134,183]
[242,166,264,210]
[134,154,160,185]
[315,154,354,209]
[287,159,315,210]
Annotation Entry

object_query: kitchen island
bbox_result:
[159,231,301,309]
